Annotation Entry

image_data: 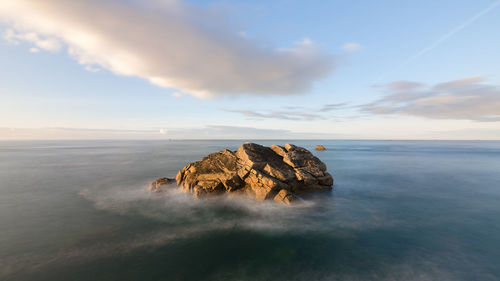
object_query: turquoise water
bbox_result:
[1,140,499,281]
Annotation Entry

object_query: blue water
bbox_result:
[0,140,499,281]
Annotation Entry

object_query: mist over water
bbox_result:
[1,140,500,280]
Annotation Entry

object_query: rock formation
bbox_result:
[315,145,326,151]
[150,143,333,204]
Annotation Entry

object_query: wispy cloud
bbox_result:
[226,110,325,121]
[84,65,101,73]
[226,103,347,121]
[384,81,424,92]
[3,29,62,52]
[342,42,362,52]
[373,1,500,83]
[0,0,334,98]
[363,77,500,122]
[405,0,500,65]
[319,103,347,112]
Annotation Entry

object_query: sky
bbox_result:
[1,0,499,140]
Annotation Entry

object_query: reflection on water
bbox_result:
[1,140,499,280]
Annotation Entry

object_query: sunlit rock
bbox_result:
[151,143,334,204]
[315,145,326,151]
[148,177,176,192]
[273,189,301,205]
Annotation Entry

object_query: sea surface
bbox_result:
[1,140,499,281]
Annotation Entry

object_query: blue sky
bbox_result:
[1,0,499,139]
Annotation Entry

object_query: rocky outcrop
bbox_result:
[151,143,333,204]
[315,145,326,151]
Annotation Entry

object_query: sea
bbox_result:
[1,140,499,281]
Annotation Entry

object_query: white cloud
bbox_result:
[3,29,61,52]
[29,47,39,53]
[171,92,182,98]
[84,65,100,72]
[2,28,16,44]
[342,42,362,52]
[0,0,334,98]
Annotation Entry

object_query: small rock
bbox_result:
[315,145,326,151]
[149,177,176,192]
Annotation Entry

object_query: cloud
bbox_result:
[84,65,101,72]
[372,1,500,84]
[342,42,362,52]
[171,92,182,98]
[159,128,168,135]
[363,77,500,122]
[319,103,347,112]
[385,81,424,92]
[226,103,347,121]
[227,109,324,121]
[405,1,500,66]
[3,28,62,51]
[0,0,334,98]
